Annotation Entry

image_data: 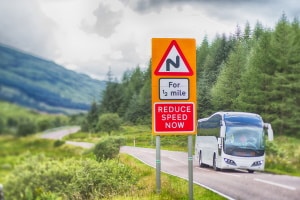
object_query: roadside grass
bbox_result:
[113,154,226,200]
[63,131,103,143]
[265,135,300,176]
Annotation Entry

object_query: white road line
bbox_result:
[165,156,186,165]
[195,167,241,177]
[195,167,211,172]
[218,172,241,178]
[254,178,296,191]
[193,180,236,200]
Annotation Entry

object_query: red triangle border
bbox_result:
[154,40,193,76]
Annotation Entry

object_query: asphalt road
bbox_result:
[120,146,300,200]
[41,126,95,149]
[41,126,81,140]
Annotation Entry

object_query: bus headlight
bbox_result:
[251,160,263,167]
[224,158,237,166]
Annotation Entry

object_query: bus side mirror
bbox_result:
[218,137,222,149]
[264,123,274,141]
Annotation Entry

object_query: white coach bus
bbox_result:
[195,112,273,173]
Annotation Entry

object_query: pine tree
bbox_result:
[196,36,209,78]
[197,70,214,118]
[98,81,123,115]
[136,66,151,124]
[86,101,99,133]
[237,15,300,136]
[243,21,251,41]
[98,68,123,116]
[253,21,265,40]
[196,35,234,117]
[211,40,249,111]
[267,14,297,135]
[235,30,273,115]
[119,66,146,120]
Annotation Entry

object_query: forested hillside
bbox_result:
[87,15,299,137]
[0,44,106,114]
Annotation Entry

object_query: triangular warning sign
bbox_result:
[154,40,193,76]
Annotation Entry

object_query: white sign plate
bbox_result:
[159,78,189,100]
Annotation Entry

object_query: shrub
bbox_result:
[6,117,18,127]
[93,137,125,161]
[4,155,137,199]
[53,140,65,147]
[0,117,4,134]
[16,120,37,136]
[37,119,51,132]
[97,113,121,135]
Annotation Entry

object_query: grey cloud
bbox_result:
[75,60,110,80]
[0,0,57,59]
[85,3,123,38]
[75,39,142,81]
[107,41,144,80]
[119,0,298,30]
[118,0,275,13]
[119,0,178,13]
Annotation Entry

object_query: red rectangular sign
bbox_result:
[154,102,195,133]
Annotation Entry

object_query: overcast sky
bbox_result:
[0,0,299,80]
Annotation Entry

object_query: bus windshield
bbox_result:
[224,126,265,156]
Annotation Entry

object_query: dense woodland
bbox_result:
[84,15,299,137]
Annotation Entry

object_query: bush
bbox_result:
[17,120,37,136]
[6,117,18,127]
[93,137,125,161]
[37,119,51,132]
[0,117,4,134]
[97,113,121,135]
[4,155,137,199]
[265,137,300,175]
[53,140,65,147]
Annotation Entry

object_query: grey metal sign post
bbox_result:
[156,136,161,193]
[188,135,194,200]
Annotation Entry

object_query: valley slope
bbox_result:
[0,44,106,114]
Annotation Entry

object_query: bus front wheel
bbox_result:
[199,152,205,167]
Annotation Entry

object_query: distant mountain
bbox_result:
[0,44,106,114]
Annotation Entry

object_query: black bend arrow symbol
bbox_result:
[166,55,180,71]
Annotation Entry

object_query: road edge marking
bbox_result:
[254,178,296,191]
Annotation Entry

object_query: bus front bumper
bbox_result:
[221,156,265,171]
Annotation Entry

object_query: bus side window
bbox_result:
[207,114,222,137]
[197,114,222,137]
[197,121,201,136]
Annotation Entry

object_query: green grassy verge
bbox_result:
[113,154,226,200]
[265,135,300,176]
